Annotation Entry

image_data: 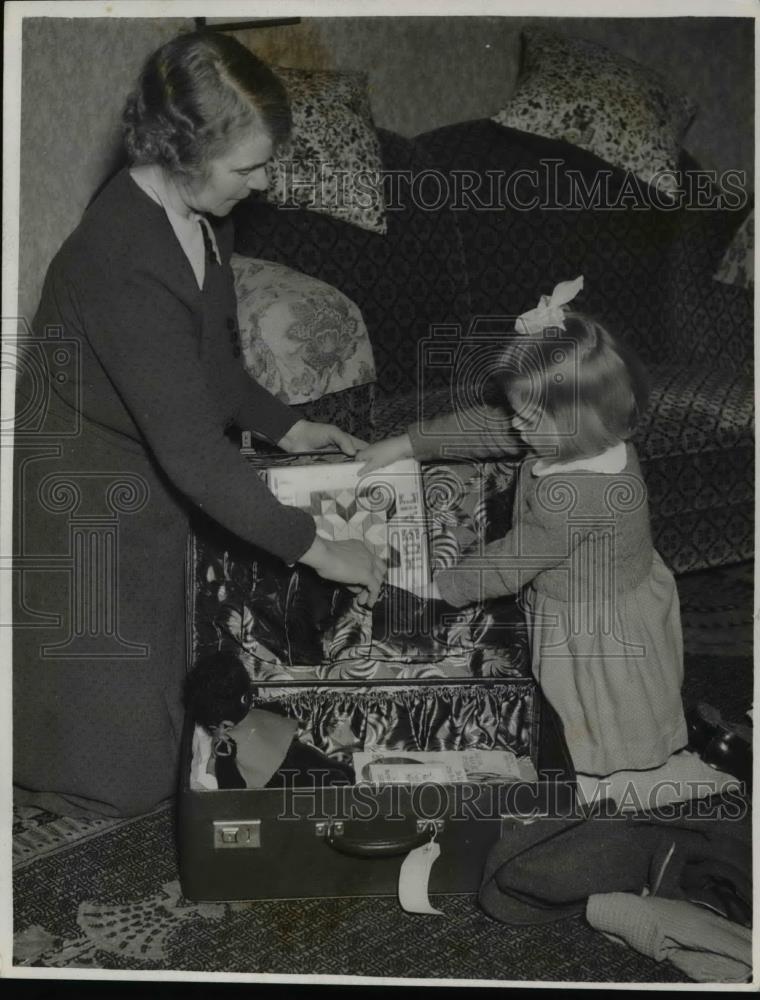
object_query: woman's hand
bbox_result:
[278,419,366,457]
[299,535,387,608]
[355,433,413,473]
[408,577,443,602]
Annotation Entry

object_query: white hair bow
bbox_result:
[515,276,584,336]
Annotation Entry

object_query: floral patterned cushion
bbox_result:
[714,210,754,289]
[267,67,386,235]
[492,29,697,198]
[231,255,376,405]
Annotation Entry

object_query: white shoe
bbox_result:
[577,751,741,813]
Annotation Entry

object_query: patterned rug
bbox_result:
[12,807,686,982]
[11,563,754,981]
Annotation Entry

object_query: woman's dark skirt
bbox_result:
[13,391,190,816]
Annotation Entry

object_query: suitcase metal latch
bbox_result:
[315,820,344,838]
[416,819,444,836]
[213,820,261,849]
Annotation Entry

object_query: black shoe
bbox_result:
[687,702,752,788]
[703,730,752,788]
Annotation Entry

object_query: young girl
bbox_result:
[358,278,727,797]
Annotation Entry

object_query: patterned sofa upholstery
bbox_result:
[233,129,469,400]
[232,121,754,574]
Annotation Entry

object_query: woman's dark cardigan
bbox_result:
[13,169,316,816]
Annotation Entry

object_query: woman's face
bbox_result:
[183,132,273,217]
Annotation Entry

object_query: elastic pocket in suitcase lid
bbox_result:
[188,678,542,793]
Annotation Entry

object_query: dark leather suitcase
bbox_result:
[177,683,574,901]
[178,456,575,902]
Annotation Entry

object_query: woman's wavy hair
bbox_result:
[122,30,291,177]
[501,312,650,462]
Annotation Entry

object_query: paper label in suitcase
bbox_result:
[352,749,538,785]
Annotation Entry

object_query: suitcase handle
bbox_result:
[325,825,432,859]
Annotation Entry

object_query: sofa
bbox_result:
[187,34,754,789]
[231,119,754,576]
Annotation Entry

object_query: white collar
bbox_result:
[532,441,628,477]
[130,165,221,285]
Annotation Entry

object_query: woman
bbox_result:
[13,31,385,817]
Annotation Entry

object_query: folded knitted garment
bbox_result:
[586,893,752,983]
[479,802,751,926]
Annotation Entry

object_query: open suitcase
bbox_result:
[178,454,576,902]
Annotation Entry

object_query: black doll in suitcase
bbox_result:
[185,651,355,790]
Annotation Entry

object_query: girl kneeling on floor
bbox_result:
[358,277,702,793]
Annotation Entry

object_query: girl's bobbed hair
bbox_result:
[502,312,650,462]
[122,30,291,176]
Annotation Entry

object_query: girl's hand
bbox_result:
[356,433,413,473]
[299,535,387,608]
[278,419,366,457]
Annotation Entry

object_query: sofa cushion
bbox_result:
[636,365,754,461]
[635,364,753,572]
[373,385,459,439]
[645,503,753,575]
[714,210,754,290]
[290,385,376,442]
[231,255,376,405]
[233,129,470,397]
[267,67,386,235]
[492,28,696,199]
